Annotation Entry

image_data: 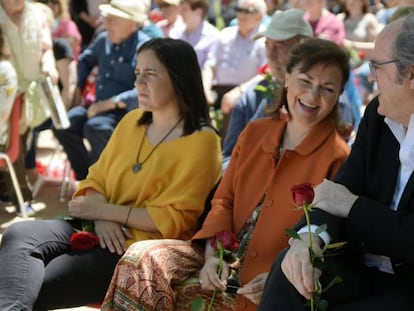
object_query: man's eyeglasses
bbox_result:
[235,6,258,14]
[369,59,399,78]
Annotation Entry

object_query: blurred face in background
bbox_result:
[0,0,25,24]
[103,14,137,44]
[265,36,303,82]
[179,1,200,25]
[236,0,263,35]
[156,1,179,23]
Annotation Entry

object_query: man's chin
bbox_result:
[376,97,386,117]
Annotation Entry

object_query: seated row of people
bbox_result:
[0,24,354,310]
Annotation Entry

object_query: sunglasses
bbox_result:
[158,2,172,9]
[235,6,258,14]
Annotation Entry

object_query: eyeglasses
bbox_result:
[369,59,399,78]
[235,6,258,14]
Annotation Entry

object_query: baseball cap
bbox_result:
[253,9,313,41]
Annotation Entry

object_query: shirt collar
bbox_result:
[262,117,337,154]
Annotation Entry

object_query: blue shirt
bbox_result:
[222,78,272,172]
[205,25,266,85]
[77,30,150,111]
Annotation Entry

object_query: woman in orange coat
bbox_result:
[101,38,351,311]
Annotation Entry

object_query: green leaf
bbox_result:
[255,85,268,92]
[314,224,327,235]
[323,276,343,292]
[317,298,329,311]
[191,297,206,311]
[325,241,347,250]
[284,228,301,240]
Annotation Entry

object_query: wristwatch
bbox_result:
[111,95,121,109]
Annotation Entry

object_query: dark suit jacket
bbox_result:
[299,97,414,267]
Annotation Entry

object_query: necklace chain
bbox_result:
[132,117,183,173]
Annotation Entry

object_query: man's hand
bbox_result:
[281,236,323,300]
[313,179,358,218]
[237,272,268,305]
[221,87,242,114]
[87,102,103,118]
[199,255,230,291]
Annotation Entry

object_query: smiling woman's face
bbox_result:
[285,62,343,128]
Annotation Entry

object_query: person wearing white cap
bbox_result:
[54,0,151,182]
[222,9,313,172]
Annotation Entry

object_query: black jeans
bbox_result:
[0,219,121,310]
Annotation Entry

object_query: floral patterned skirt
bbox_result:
[101,239,235,311]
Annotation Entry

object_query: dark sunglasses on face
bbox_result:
[158,2,171,9]
[235,6,258,14]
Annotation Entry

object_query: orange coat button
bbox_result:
[266,200,273,207]
[240,301,246,308]
[250,250,257,258]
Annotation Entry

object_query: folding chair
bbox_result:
[0,94,29,218]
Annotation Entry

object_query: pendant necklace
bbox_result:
[132,117,183,174]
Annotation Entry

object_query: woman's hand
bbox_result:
[199,255,230,291]
[237,272,268,305]
[68,192,106,220]
[94,220,130,255]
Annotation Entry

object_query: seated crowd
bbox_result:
[1,0,414,310]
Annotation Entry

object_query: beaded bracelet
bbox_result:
[124,207,132,227]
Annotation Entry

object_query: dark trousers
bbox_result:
[0,219,121,310]
[259,248,414,311]
[53,106,124,180]
[25,118,52,170]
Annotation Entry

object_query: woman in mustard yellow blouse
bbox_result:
[0,38,221,310]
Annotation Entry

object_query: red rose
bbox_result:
[257,63,270,75]
[210,230,239,252]
[291,183,315,206]
[70,231,99,251]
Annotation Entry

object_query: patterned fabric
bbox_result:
[101,239,235,311]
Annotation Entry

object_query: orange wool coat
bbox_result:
[193,116,350,311]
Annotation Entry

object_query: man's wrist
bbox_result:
[111,95,125,109]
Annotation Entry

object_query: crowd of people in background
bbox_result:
[0,0,411,212]
[1,0,414,310]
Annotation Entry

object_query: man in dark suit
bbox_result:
[258,13,414,310]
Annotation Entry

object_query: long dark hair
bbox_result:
[267,38,350,125]
[137,38,211,135]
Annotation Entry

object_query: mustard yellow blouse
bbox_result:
[74,109,222,246]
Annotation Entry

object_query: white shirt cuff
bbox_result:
[288,225,331,246]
